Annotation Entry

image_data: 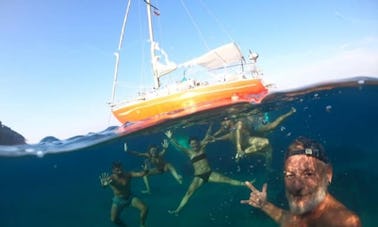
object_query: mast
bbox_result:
[109,0,132,106]
[145,0,160,88]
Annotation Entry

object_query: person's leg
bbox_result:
[234,121,246,160]
[165,163,183,184]
[209,171,245,186]
[262,144,273,170]
[141,176,151,194]
[169,177,203,215]
[141,168,160,194]
[110,203,126,226]
[245,137,272,170]
[131,197,148,227]
[245,137,269,154]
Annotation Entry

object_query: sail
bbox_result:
[181,42,243,70]
[155,60,177,78]
[152,42,177,78]
[152,42,177,80]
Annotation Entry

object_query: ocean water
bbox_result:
[0,77,377,227]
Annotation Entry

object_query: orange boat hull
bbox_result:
[112,79,268,127]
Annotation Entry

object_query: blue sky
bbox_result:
[1,0,377,143]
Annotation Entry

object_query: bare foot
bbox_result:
[177,175,183,184]
[168,209,179,216]
[235,150,245,161]
[141,190,151,195]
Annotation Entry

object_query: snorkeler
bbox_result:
[124,139,183,194]
[99,161,149,227]
[164,126,248,215]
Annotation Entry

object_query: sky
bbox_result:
[1,0,377,143]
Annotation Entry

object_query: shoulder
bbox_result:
[334,208,361,225]
[341,213,361,227]
[322,205,361,227]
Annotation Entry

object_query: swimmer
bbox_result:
[164,126,248,215]
[124,140,183,194]
[99,161,149,227]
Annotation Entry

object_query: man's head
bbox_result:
[112,161,124,175]
[283,137,332,214]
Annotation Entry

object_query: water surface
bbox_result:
[1,77,377,227]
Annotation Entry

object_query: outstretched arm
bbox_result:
[212,126,225,138]
[164,130,189,155]
[201,123,214,147]
[241,181,287,224]
[205,123,235,145]
[159,139,169,156]
[124,142,149,158]
[99,172,113,187]
[212,132,233,141]
[256,107,296,133]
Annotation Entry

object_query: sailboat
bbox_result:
[109,0,269,134]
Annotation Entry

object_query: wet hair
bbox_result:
[112,161,123,169]
[285,136,329,164]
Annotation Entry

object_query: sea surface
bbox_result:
[1,77,377,227]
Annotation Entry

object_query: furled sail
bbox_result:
[181,42,243,70]
[152,42,177,79]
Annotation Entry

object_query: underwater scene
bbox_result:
[1,78,377,227]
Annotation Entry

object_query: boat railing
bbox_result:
[112,61,262,107]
